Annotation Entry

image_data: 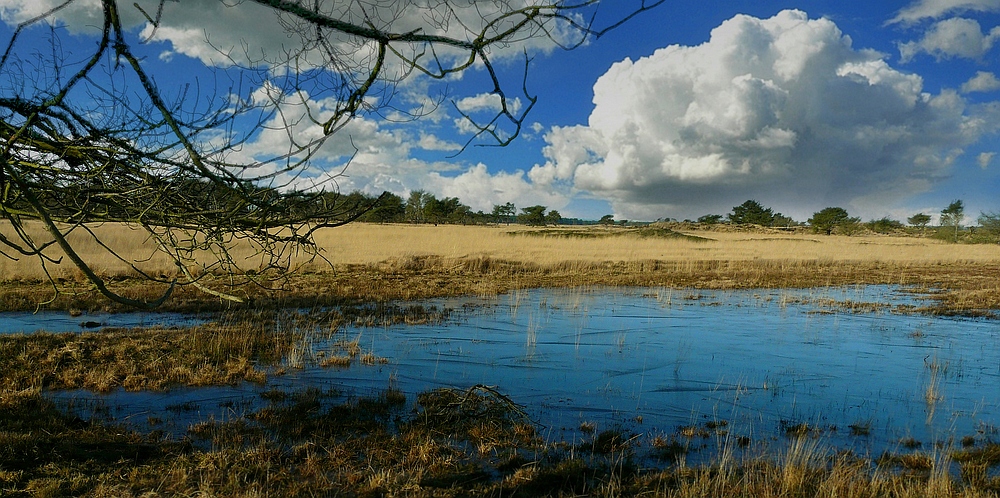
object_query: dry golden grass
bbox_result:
[5,222,999,280]
[2,222,1000,313]
[0,319,282,392]
[296,224,1000,316]
[0,222,173,281]
[309,223,1000,266]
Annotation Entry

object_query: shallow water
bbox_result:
[43,286,1000,458]
[0,310,206,334]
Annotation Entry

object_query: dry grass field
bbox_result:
[309,223,1000,266]
[5,222,999,278]
[2,222,1000,313]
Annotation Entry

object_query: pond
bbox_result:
[40,286,1000,459]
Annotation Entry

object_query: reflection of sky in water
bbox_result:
[38,286,1000,457]
[323,286,1000,453]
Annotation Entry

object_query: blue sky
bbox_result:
[3,0,1000,223]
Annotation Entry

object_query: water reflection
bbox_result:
[323,286,1000,454]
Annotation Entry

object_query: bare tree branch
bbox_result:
[0,0,660,307]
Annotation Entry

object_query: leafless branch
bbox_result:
[0,0,660,307]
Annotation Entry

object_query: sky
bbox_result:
[2,0,1000,223]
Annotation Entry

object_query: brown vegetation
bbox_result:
[0,305,443,393]
[3,385,1000,497]
[2,223,1000,315]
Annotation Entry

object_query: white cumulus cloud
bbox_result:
[417,133,462,152]
[455,93,523,116]
[962,71,1000,92]
[230,84,561,211]
[535,9,1000,220]
[888,0,1000,25]
[898,17,1000,62]
[426,164,568,213]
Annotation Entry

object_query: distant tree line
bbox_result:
[933,200,1000,244]
[679,198,999,244]
[684,200,799,229]
[339,190,564,226]
[340,190,1000,243]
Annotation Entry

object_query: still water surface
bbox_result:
[30,286,1000,456]
[323,286,1000,452]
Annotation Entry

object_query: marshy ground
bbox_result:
[2,223,1000,496]
[3,222,999,315]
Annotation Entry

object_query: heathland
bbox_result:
[2,222,1000,314]
[2,222,1000,497]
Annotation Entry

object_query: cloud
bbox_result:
[529,125,606,187]
[898,17,1000,62]
[0,0,105,33]
[426,164,568,213]
[536,9,1000,220]
[417,133,461,152]
[978,151,996,168]
[455,93,523,116]
[962,71,1000,92]
[452,93,525,139]
[223,85,435,191]
[0,0,299,66]
[231,83,561,211]
[1,0,577,70]
[888,0,1000,25]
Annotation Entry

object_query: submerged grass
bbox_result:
[0,304,447,393]
[4,256,999,317]
[0,318,281,392]
[5,386,1000,497]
